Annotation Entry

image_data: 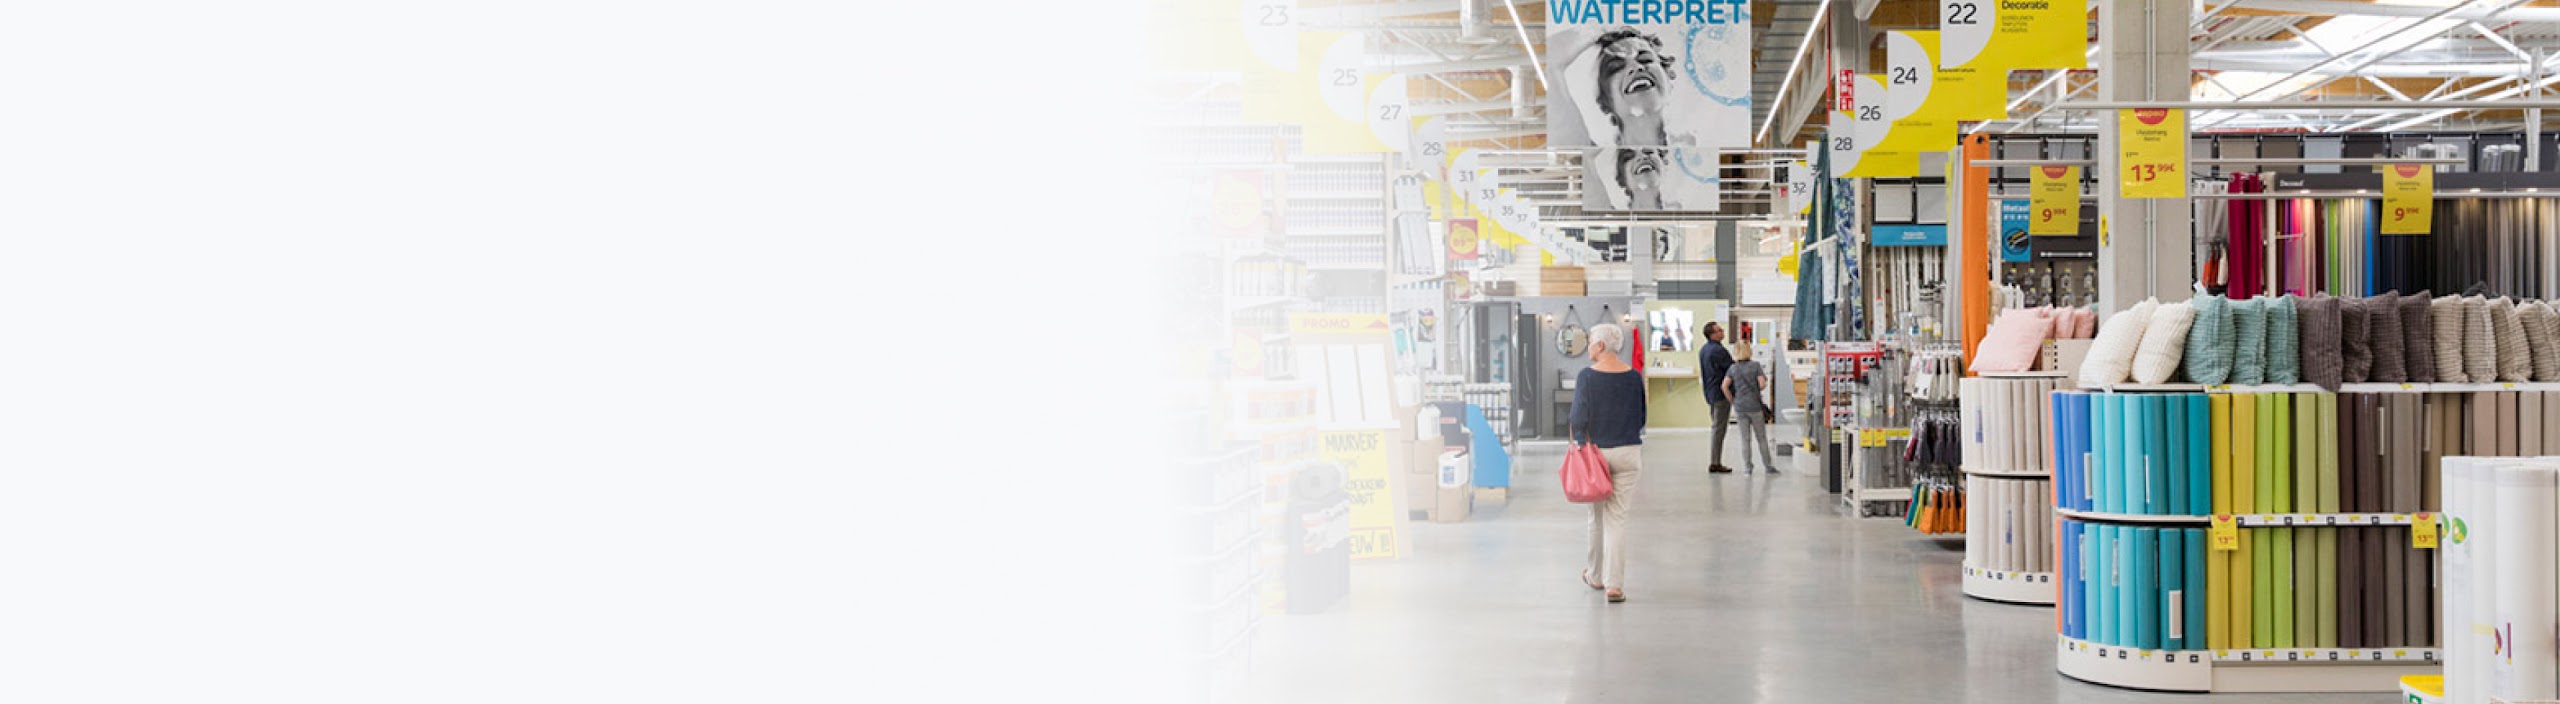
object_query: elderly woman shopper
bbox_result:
[1720,342,1780,474]
[1568,323,1645,603]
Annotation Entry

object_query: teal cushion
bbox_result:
[2231,297,2270,385]
[2183,295,2236,385]
[2266,295,2301,384]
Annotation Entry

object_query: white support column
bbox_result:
[2096,0,2194,314]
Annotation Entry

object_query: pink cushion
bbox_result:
[1970,309,2052,373]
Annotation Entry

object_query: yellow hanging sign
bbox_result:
[2029,165,2081,236]
[1938,0,2090,73]
[2383,164,2434,235]
[2412,512,2439,549]
[2118,109,2186,199]
[1880,32,1956,152]
[2210,515,2240,552]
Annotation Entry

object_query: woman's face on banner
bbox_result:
[1598,35,1668,118]
[1618,148,1666,196]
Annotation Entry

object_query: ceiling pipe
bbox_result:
[1458,0,1494,43]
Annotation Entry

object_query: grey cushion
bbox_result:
[2231,297,2270,385]
[2531,301,2560,382]
[2462,296,2497,383]
[2184,295,2236,385]
[2340,296,2373,383]
[2298,294,2344,391]
[2369,293,2409,383]
[2401,291,2436,383]
[2433,295,2469,383]
[2493,297,2533,382]
[2267,295,2301,384]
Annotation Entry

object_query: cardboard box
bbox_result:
[2043,339,2094,378]
[1472,486,1509,506]
[1434,483,1472,522]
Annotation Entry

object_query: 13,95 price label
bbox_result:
[2029,165,2080,235]
[2118,109,2184,199]
[2383,164,2433,235]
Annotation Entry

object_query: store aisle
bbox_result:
[1245,428,2387,703]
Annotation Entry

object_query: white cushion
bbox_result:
[2078,298,2159,388]
[2131,301,2196,384]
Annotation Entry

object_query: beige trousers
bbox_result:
[1585,444,1644,589]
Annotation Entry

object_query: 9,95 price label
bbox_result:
[2029,165,2080,235]
[2383,164,2433,235]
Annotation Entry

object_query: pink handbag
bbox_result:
[1559,443,1614,503]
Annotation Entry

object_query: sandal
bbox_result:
[1582,570,1605,591]
[1606,589,1625,603]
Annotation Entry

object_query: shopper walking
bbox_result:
[1721,343,1781,474]
[1697,322,1736,474]
[1568,323,1645,603]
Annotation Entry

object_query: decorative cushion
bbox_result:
[2184,295,2236,385]
[2532,301,2560,382]
[2266,295,2301,384]
[2492,297,2533,382]
[2297,294,2344,391]
[1968,308,2052,373]
[2367,293,2409,382]
[2462,296,2498,383]
[2074,307,2098,338]
[2133,301,2197,384]
[2079,298,2160,388]
[2340,296,2373,383]
[2400,291,2436,383]
[2432,295,2468,383]
[2231,297,2270,385]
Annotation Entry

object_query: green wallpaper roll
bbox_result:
[2318,394,2340,514]
[2316,526,2338,648]
[2253,528,2274,646]
[2296,525,2317,647]
[2274,525,2296,648]
[2255,394,2276,514]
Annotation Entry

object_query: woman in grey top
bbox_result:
[1719,343,1780,474]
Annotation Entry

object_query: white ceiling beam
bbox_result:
[2217,0,2560,22]
[2189,57,2548,77]
[2471,21,2532,62]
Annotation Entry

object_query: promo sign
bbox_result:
[2118,109,2185,199]
[1583,147,1721,212]
[2383,164,2433,235]
[1938,0,2089,73]
[1546,0,1753,150]
[2030,165,2081,236]
[1319,429,1399,560]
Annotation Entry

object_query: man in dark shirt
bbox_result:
[1697,322,1735,474]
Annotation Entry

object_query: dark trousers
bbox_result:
[1708,401,1732,465]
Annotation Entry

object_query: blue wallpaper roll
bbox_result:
[2186,394,2212,516]
[2166,396,2188,516]
[2184,527,2209,651]
[2126,396,2151,515]
[2097,524,2119,645]
[2096,394,2120,514]
[2133,526,2160,649]
[2058,522,2078,642]
[2162,528,2186,650]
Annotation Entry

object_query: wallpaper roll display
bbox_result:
[2046,389,2560,661]
[2491,464,2557,701]
[1968,377,2062,475]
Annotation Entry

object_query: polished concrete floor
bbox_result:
[1246,426,2392,703]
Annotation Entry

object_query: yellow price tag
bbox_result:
[2413,512,2439,549]
[2383,164,2433,235]
[2117,109,2185,199]
[2210,515,2241,552]
[2029,165,2080,235]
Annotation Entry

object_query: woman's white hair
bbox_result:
[1586,323,1627,357]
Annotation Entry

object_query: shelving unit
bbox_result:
[1959,375,2064,605]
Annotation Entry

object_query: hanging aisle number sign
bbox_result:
[2029,165,2080,235]
[2383,164,2434,235]
[1938,0,2088,73]
[2118,109,2185,199]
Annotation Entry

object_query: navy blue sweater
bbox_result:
[1568,368,1647,448]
